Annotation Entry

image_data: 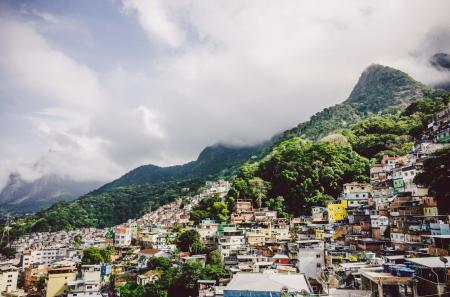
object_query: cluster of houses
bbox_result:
[0,105,450,297]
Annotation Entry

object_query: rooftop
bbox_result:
[406,257,450,268]
[225,272,311,293]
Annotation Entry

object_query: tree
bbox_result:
[176,229,201,252]
[229,137,369,215]
[265,196,288,218]
[148,257,171,270]
[73,234,83,247]
[118,282,144,297]
[81,246,113,264]
[415,147,450,214]
[248,177,270,208]
[189,194,229,224]
[82,247,105,264]
[191,241,206,255]
[207,250,223,266]
[101,245,114,263]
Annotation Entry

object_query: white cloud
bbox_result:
[0,19,104,110]
[121,0,185,48]
[1,0,450,190]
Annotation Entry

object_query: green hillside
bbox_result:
[12,143,269,232]
[283,64,433,141]
[226,65,450,216]
[6,64,449,234]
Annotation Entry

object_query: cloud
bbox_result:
[0,19,104,110]
[121,0,185,48]
[1,0,450,190]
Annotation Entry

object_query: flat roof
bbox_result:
[328,289,371,297]
[384,255,406,260]
[225,272,311,293]
[361,270,413,282]
[407,257,450,268]
[338,262,371,269]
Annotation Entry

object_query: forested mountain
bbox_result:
[93,143,269,194]
[6,64,449,234]
[283,64,433,141]
[10,143,269,233]
[226,65,450,216]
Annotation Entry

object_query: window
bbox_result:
[316,254,321,258]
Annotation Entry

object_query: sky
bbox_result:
[1,0,450,188]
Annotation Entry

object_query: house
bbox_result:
[342,182,372,208]
[23,263,47,292]
[0,264,18,293]
[311,207,328,222]
[297,240,324,278]
[406,257,450,297]
[137,249,169,269]
[327,200,348,223]
[81,265,101,283]
[197,280,216,297]
[67,280,102,297]
[45,261,77,297]
[360,267,415,297]
[272,254,289,265]
[223,272,311,297]
[137,271,158,286]
[114,226,132,247]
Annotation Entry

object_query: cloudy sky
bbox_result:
[1,0,450,188]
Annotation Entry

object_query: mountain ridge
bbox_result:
[5,63,446,232]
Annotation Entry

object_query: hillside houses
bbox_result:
[1,107,450,297]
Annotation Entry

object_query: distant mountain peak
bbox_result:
[345,64,429,113]
[0,173,102,214]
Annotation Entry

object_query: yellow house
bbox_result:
[315,229,325,240]
[327,200,348,223]
[424,207,438,216]
[46,261,77,297]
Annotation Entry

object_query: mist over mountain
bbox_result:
[0,173,102,215]
[283,64,432,141]
[430,53,450,90]
[10,63,447,232]
[92,142,271,194]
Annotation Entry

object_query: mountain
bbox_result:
[9,64,447,233]
[93,143,268,194]
[430,53,450,91]
[227,65,450,216]
[0,174,102,215]
[14,142,269,232]
[283,64,432,141]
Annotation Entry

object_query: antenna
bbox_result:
[0,214,12,247]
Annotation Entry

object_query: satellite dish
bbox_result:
[440,256,448,264]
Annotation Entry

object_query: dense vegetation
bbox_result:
[2,64,449,240]
[82,246,114,264]
[283,64,432,141]
[119,251,226,297]
[94,143,268,194]
[226,85,450,216]
[227,139,369,216]
[415,147,450,214]
[189,194,229,224]
[3,143,268,234]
